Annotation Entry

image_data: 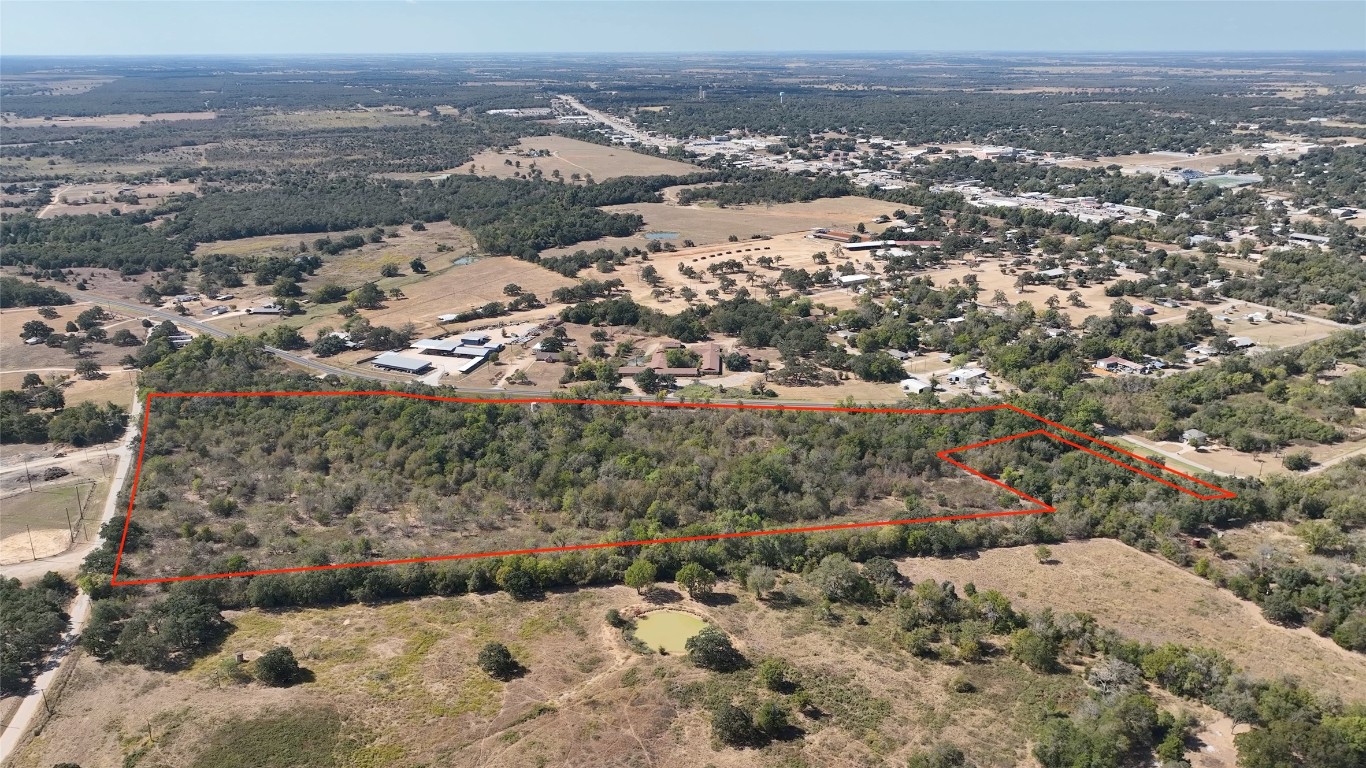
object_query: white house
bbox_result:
[900,377,931,394]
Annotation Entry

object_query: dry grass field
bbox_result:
[446,135,698,182]
[246,107,433,130]
[40,180,198,218]
[540,195,899,257]
[0,112,216,129]
[13,580,1092,768]
[0,303,147,370]
[896,540,1366,703]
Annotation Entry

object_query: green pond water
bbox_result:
[632,610,709,654]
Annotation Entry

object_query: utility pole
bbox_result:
[64,506,74,542]
[22,456,34,492]
[27,525,36,561]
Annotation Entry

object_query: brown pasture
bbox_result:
[444,135,697,182]
[896,540,1366,703]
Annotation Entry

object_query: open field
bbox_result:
[896,540,1366,703]
[246,107,433,130]
[12,580,1093,768]
[40,180,197,218]
[0,369,136,411]
[1055,145,1310,173]
[539,195,900,257]
[0,303,149,370]
[0,112,216,129]
[445,135,698,182]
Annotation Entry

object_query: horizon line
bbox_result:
[3,49,1363,58]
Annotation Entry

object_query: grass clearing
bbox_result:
[188,707,350,768]
[895,539,1366,703]
[447,135,698,182]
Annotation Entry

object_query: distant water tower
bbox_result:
[779,92,785,105]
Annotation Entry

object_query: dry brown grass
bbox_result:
[444,135,698,182]
[41,180,197,219]
[0,303,147,371]
[896,539,1366,702]
[539,195,899,257]
[1,112,216,129]
[14,582,1084,768]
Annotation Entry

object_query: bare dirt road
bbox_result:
[0,392,141,763]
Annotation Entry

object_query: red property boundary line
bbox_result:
[110,392,1236,586]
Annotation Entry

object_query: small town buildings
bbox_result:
[372,351,434,374]
[1094,356,1150,375]
[838,274,873,287]
[1228,336,1256,349]
[1288,232,1330,246]
[245,304,283,315]
[1036,267,1068,279]
[845,240,896,251]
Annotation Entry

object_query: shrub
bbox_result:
[254,646,301,687]
[686,625,745,672]
[477,642,519,679]
[757,657,795,692]
[1009,628,1058,673]
[710,703,758,747]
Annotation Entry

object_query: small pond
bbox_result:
[451,255,478,266]
[643,231,680,240]
[632,610,708,655]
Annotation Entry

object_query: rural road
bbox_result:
[0,392,141,764]
[556,94,678,151]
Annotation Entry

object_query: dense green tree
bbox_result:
[686,626,745,672]
[624,559,658,595]
[676,562,717,599]
[477,642,519,680]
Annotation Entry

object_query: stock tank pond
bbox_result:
[632,610,709,654]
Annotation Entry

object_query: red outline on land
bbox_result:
[110,392,1235,586]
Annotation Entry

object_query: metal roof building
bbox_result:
[372,352,434,374]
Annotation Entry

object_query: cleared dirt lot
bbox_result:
[447,135,698,181]
[896,539,1366,703]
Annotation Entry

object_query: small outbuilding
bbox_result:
[900,377,931,394]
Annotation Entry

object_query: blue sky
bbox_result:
[2,1,1363,56]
